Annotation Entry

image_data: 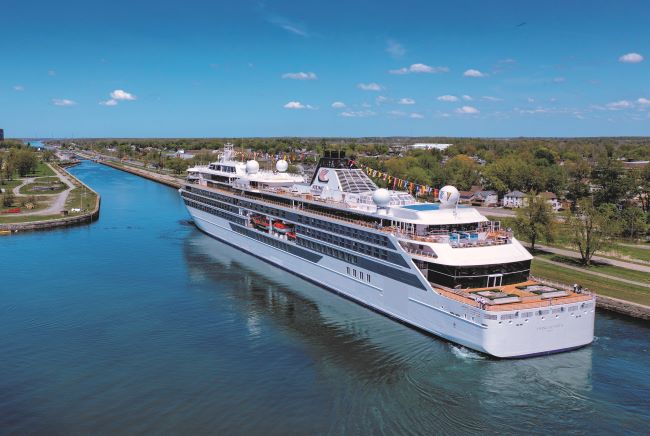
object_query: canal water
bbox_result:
[1,161,648,434]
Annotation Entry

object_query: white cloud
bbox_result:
[463,69,486,78]
[282,24,307,36]
[110,89,136,101]
[462,95,473,101]
[13,85,24,91]
[361,102,372,108]
[482,96,503,101]
[619,52,644,63]
[409,112,424,119]
[357,82,383,91]
[437,95,459,102]
[48,69,56,76]
[389,63,449,74]
[388,67,409,75]
[52,98,76,106]
[455,105,479,114]
[100,99,118,106]
[376,95,389,104]
[282,72,317,80]
[284,101,314,109]
[340,110,375,117]
[388,110,406,117]
[637,98,650,105]
[527,97,535,103]
[267,15,308,37]
[331,101,346,108]
[386,39,405,58]
[606,100,633,110]
[398,97,415,105]
[553,77,566,83]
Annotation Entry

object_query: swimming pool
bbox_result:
[401,203,440,211]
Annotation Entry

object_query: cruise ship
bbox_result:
[179,145,595,358]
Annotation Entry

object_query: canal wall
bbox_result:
[90,157,182,189]
[0,165,101,233]
[595,295,650,320]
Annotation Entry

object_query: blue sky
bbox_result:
[2,0,650,137]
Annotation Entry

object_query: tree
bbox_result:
[514,193,556,251]
[2,189,14,207]
[620,207,648,239]
[565,199,617,266]
[14,149,38,177]
[591,157,633,205]
[166,158,188,175]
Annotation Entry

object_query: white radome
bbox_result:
[372,188,391,207]
[246,160,260,174]
[276,159,289,172]
[438,185,460,207]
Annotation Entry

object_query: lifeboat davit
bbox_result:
[251,215,270,230]
[273,220,292,233]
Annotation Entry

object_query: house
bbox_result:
[538,191,561,211]
[471,190,499,207]
[502,190,527,208]
[458,190,475,204]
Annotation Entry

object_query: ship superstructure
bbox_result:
[180,145,595,358]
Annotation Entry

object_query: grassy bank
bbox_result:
[531,259,650,306]
[536,253,650,285]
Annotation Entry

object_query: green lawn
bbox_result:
[28,161,55,177]
[0,213,66,223]
[536,253,650,285]
[611,244,650,263]
[531,259,650,306]
[65,187,98,212]
[19,182,67,195]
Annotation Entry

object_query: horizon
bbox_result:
[2,0,650,137]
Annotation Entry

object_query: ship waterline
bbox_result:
[180,146,595,357]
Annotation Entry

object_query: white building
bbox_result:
[409,143,453,151]
[502,190,527,208]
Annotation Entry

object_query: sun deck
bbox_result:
[436,280,594,312]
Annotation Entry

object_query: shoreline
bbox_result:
[0,163,101,233]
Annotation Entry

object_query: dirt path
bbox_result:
[11,164,76,216]
[534,256,650,289]
[12,177,35,195]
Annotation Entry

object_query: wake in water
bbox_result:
[450,345,487,361]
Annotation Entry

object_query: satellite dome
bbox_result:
[372,188,391,207]
[438,185,460,208]
[276,159,288,172]
[245,160,260,174]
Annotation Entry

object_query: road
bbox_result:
[475,206,515,217]
[524,242,650,273]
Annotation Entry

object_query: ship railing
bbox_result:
[402,247,437,258]
[212,185,381,230]
[529,275,594,297]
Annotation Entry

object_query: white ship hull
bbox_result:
[186,205,595,358]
